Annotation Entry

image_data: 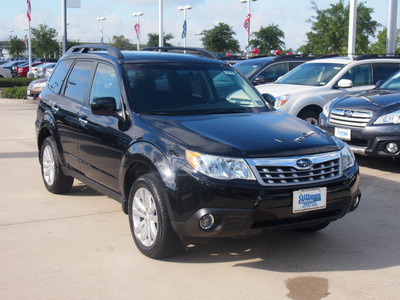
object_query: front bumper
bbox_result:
[320,113,400,157]
[169,165,360,239]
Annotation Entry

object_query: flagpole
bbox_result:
[27,0,33,77]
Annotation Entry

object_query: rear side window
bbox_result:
[375,63,400,82]
[47,59,73,94]
[64,61,94,103]
[258,62,289,82]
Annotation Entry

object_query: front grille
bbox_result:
[328,109,373,128]
[247,152,342,186]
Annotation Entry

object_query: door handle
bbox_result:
[79,117,88,125]
[52,104,59,112]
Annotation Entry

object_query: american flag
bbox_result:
[27,0,31,21]
[134,23,140,40]
[23,34,27,46]
[243,13,251,35]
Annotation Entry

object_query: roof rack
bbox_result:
[354,54,400,60]
[65,44,124,59]
[142,47,218,60]
[249,54,311,60]
[316,54,340,59]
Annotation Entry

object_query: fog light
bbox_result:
[354,196,360,208]
[199,214,215,230]
[386,142,399,154]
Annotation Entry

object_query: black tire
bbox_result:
[128,174,181,259]
[40,137,74,194]
[296,221,331,232]
[298,110,320,125]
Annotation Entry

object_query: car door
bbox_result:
[76,62,124,191]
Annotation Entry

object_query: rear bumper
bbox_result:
[169,165,360,238]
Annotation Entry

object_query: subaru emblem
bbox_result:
[296,158,312,169]
[344,110,353,117]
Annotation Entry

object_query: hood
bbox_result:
[140,111,338,158]
[334,89,400,114]
[256,83,322,97]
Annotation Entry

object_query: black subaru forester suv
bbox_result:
[35,45,361,258]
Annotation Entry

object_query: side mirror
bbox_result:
[262,93,276,107]
[91,97,117,116]
[252,76,267,85]
[336,79,353,89]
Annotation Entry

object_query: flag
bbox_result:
[134,23,140,40]
[244,13,251,35]
[27,0,31,21]
[23,34,27,46]
[181,20,187,39]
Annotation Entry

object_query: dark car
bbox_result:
[35,45,360,258]
[234,55,314,85]
[320,70,400,157]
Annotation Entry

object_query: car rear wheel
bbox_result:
[40,137,74,194]
[128,174,181,259]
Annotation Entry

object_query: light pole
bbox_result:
[178,5,192,48]
[240,0,257,57]
[132,12,144,51]
[97,16,107,45]
[8,30,13,58]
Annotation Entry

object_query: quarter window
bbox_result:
[47,59,73,94]
[341,63,372,87]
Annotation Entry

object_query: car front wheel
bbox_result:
[128,174,181,259]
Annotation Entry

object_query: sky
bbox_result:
[0,0,398,52]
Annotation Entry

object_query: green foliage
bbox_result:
[0,78,35,87]
[8,36,26,57]
[112,35,134,50]
[305,0,379,55]
[31,24,60,58]
[249,24,285,54]
[369,27,400,54]
[200,23,240,54]
[0,86,28,99]
[147,33,174,47]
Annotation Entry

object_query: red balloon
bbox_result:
[275,49,281,55]
[286,52,291,55]
[252,48,259,54]
[227,53,231,57]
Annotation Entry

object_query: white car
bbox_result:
[256,55,400,124]
[0,65,13,78]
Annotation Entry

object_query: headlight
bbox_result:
[340,143,355,170]
[322,98,336,118]
[186,150,255,180]
[274,94,290,108]
[332,136,355,171]
[374,110,400,124]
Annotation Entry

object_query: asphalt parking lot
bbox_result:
[1,100,400,300]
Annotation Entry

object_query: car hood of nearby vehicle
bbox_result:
[333,89,400,114]
[140,111,338,158]
[256,83,323,97]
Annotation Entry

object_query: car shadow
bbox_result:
[355,154,400,174]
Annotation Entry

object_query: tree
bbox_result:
[147,33,174,47]
[112,35,134,50]
[305,0,379,55]
[369,27,400,54]
[200,23,240,54]
[249,24,285,54]
[31,24,59,58]
[8,36,25,57]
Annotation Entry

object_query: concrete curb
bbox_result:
[0,98,37,105]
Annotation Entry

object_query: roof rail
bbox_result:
[142,46,218,60]
[316,54,340,59]
[249,54,311,60]
[65,44,124,59]
[354,54,379,60]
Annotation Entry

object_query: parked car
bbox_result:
[33,63,56,77]
[36,45,360,258]
[234,55,314,85]
[2,61,27,77]
[256,55,400,124]
[45,67,54,78]
[16,62,42,77]
[27,78,47,99]
[319,69,400,157]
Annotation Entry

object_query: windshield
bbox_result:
[277,62,345,86]
[378,70,400,90]
[125,63,268,115]
[234,59,270,78]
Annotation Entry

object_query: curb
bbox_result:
[0,98,37,105]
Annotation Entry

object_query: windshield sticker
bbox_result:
[223,71,236,75]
